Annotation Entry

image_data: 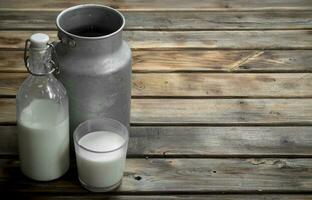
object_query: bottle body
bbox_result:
[17,75,70,181]
[17,35,70,181]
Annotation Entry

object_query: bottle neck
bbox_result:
[28,47,53,75]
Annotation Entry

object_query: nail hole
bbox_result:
[239,65,250,69]
[212,170,217,173]
[134,176,142,181]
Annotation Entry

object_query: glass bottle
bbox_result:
[16,33,70,181]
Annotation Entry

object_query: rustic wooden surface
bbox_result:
[1,0,312,199]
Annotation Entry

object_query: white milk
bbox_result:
[76,131,126,188]
[17,99,69,181]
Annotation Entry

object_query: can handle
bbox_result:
[57,32,76,48]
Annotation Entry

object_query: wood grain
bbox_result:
[2,126,312,157]
[1,98,312,125]
[2,158,312,192]
[2,50,312,73]
[131,98,312,125]
[10,195,312,200]
[1,0,312,11]
[0,126,17,155]
[2,72,312,97]
[2,11,312,30]
[0,73,25,96]
[2,30,312,50]
[132,73,312,97]
[0,99,15,124]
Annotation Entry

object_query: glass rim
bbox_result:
[73,117,129,153]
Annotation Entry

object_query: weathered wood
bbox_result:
[0,126,17,155]
[8,195,312,200]
[1,98,312,125]
[2,50,312,73]
[131,98,312,125]
[133,50,312,72]
[2,126,312,157]
[132,73,312,97]
[0,73,25,96]
[2,72,312,97]
[0,99,15,124]
[1,0,311,198]
[0,51,25,72]
[2,158,312,192]
[2,11,312,30]
[2,30,312,50]
[1,0,312,11]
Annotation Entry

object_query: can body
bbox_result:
[55,5,131,137]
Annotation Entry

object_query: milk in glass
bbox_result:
[76,131,126,188]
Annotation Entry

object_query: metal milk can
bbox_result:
[54,4,131,136]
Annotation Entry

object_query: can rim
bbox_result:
[56,4,125,40]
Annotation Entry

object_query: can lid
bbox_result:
[30,33,49,48]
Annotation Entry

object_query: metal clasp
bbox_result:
[24,39,60,76]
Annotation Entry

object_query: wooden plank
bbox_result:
[132,99,312,125]
[2,126,312,157]
[1,30,312,50]
[0,51,26,72]
[1,0,312,11]
[2,50,312,73]
[0,99,15,124]
[0,126,16,155]
[1,98,312,125]
[2,72,312,97]
[2,158,312,192]
[0,73,25,96]
[8,195,312,200]
[133,73,312,97]
[2,11,312,30]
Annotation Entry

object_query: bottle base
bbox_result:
[20,163,70,182]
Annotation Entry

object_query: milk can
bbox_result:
[54,4,132,139]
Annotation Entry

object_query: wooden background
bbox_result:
[1,0,312,199]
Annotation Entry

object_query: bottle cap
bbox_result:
[30,33,49,48]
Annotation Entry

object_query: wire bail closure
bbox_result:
[24,39,60,76]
